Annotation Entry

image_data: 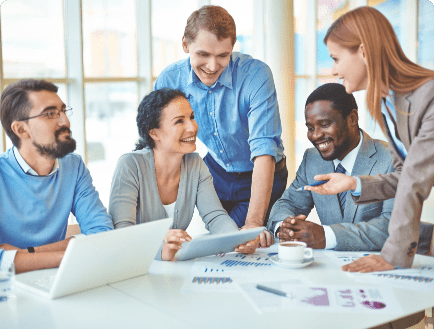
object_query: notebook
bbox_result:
[15,218,173,299]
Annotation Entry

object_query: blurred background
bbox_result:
[1,0,433,231]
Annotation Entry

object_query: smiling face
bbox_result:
[305,100,359,161]
[327,40,368,94]
[24,90,76,158]
[182,29,233,86]
[150,97,198,155]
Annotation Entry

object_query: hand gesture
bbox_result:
[304,173,357,195]
[161,229,192,261]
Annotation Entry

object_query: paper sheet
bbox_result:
[181,252,312,293]
[198,251,275,268]
[238,282,403,315]
[328,252,374,266]
[348,266,434,292]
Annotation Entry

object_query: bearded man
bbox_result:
[0,79,112,273]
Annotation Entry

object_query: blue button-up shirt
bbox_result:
[154,52,284,172]
[382,95,408,159]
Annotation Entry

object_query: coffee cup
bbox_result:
[278,241,313,262]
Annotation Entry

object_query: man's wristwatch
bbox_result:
[27,247,35,253]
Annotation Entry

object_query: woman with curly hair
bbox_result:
[109,88,258,261]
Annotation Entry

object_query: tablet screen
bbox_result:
[174,227,265,261]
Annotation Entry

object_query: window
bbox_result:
[1,0,433,226]
[82,0,140,206]
[418,0,434,70]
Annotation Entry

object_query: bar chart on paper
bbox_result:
[182,262,237,293]
[351,267,434,292]
[191,277,233,284]
[218,253,273,268]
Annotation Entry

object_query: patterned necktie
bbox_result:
[335,163,347,215]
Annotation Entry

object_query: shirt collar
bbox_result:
[216,57,233,89]
[332,130,363,175]
[187,54,234,90]
[13,146,59,176]
[381,90,396,114]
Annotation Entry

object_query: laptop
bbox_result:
[15,218,173,299]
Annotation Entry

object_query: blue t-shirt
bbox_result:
[155,52,284,172]
[0,148,113,249]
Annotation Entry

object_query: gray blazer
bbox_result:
[268,131,394,251]
[353,79,434,268]
[109,148,239,259]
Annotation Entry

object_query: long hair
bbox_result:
[324,6,434,131]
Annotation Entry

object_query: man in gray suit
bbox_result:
[267,83,395,250]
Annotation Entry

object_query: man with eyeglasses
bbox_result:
[0,79,113,273]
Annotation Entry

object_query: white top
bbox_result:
[162,202,176,220]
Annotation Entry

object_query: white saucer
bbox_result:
[270,255,314,269]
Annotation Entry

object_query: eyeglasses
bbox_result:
[18,107,73,121]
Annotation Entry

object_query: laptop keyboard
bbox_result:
[31,275,55,290]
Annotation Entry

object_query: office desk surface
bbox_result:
[2,246,433,329]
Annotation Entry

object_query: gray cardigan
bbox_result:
[109,148,239,258]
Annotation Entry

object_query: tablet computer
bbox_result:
[174,227,265,261]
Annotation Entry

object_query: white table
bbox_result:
[2,246,433,329]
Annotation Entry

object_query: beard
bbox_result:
[317,136,352,161]
[33,127,77,159]
[315,125,352,161]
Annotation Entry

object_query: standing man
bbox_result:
[0,79,113,271]
[154,5,287,246]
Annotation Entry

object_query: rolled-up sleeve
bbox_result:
[247,65,282,162]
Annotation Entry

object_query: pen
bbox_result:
[256,284,288,297]
[296,180,329,191]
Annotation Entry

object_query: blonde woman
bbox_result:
[306,6,434,272]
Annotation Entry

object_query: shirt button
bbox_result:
[210,112,213,115]
[209,90,212,93]
[220,150,223,153]
[214,133,217,136]
[226,164,229,167]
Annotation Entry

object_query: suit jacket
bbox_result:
[267,131,395,251]
[353,79,434,267]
